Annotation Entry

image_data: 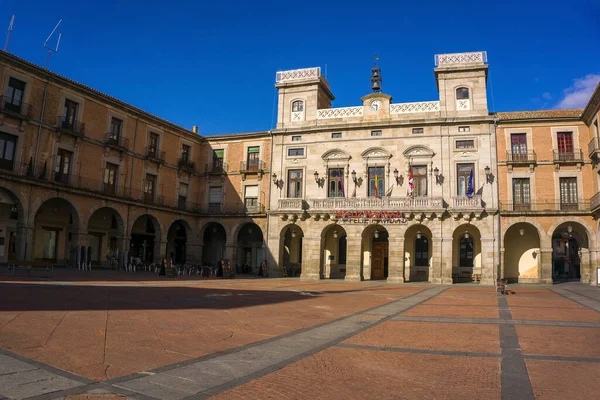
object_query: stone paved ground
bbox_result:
[0,272,598,400]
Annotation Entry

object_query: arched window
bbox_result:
[292,100,304,112]
[459,236,474,267]
[456,87,470,100]
[338,235,347,264]
[415,236,429,266]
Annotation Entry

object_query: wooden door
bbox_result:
[371,243,387,280]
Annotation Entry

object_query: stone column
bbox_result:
[580,248,591,284]
[439,236,454,284]
[118,236,129,269]
[76,233,92,268]
[480,238,495,285]
[20,225,34,262]
[387,237,405,283]
[345,234,363,281]
[499,248,505,280]
[267,234,281,277]
[589,249,598,286]
[539,248,553,284]
[155,241,168,263]
[300,236,320,280]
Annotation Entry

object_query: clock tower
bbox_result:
[362,55,391,118]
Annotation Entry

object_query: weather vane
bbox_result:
[373,53,379,65]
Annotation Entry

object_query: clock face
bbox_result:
[370,100,382,111]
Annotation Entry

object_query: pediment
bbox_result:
[361,147,392,159]
[322,149,352,161]
[403,145,435,158]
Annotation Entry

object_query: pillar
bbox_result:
[344,234,363,281]
[499,247,505,280]
[480,238,495,285]
[539,247,553,284]
[435,236,453,285]
[155,241,168,263]
[387,237,405,283]
[300,236,320,280]
[20,225,34,262]
[580,248,591,284]
[590,249,598,286]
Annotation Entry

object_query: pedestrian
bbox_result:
[159,258,166,276]
[217,259,224,278]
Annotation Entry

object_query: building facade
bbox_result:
[0,50,270,272]
[267,52,500,284]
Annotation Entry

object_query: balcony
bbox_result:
[142,192,164,206]
[178,158,195,171]
[589,137,599,159]
[451,195,482,209]
[195,203,265,215]
[506,151,536,164]
[591,192,600,212]
[206,160,228,174]
[500,201,590,214]
[308,196,444,211]
[145,147,165,164]
[278,198,307,211]
[0,96,32,120]
[104,133,129,156]
[553,149,583,164]
[56,116,85,138]
[240,160,265,172]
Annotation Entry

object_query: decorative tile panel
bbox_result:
[291,111,304,122]
[435,51,487,66]
[276,67,321,83]
[456,99,471,111]
[317,106,364,119]
[390,101,440,114]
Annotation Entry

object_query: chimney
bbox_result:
[192,125,198,134]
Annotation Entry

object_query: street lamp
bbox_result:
[485,165,493,183]
[464,231,470,239]
[333,230,338,239]
[519,228,525,236]
[374,230,379,239]
[291,229,297,238]
[416,230,422,239]
[433,167,442,185]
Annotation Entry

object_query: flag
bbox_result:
[407,167,414,197]
[339,174,345,197]
[385,184,394,197]
[374,173,379,197]
[466,168,474,198]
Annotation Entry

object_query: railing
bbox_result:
[0,96,32,119]
[178,158,195,171]
[499,201,591,212]
[145,147,165,162]
[56,116,85,137]
[105,132,129,149]
[278,198,306,210]
[142,192,164,206]
[276,67,321,84]
[206,160,228,174]
[591,192,600,211]
[240,160,265,172]
[553,149,583,163]
[452,195,482,208]
[435,51,487,66]
[506,151,536,163]
[195,203,266,215]
[588,137,599,158]
[317,106,364,119]
[390,101,440,114]
[308,196,444,211]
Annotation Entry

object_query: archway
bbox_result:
[551,222,589,281]
[167,220,192,264]
[452,225,482,283]
[362,225,389,280]
[33,198,80,265]
[0,188,24,263]
[236,223,264,274]
[503,223,541,282]
[130,214,161,263]
[280,225,304,277]
[320,225,347,279]
[202,222,226,266]
[404,225,433,282]
[87,207,125,267]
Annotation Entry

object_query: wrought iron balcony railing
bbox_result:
[206,160,228,174]
[553,149,583,163]
[56,116,85,137]
[308,196,444,211]
[178,158,195,171]
[591,192,600,212]
[240,160,265,172]
[506,151,536,164]
[588,137,599,159]
[500,201,590,213]
[278,198,307,211]
[145,147,165,163]
[0,96,32,119]
[195,203,266,215]
[105,132,129,149]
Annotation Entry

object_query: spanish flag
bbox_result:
[374,173,379,197]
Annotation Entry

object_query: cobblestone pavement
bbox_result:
[0,273,598,399]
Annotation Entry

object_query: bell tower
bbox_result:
[370,54,382,93]
[362,54,391,118]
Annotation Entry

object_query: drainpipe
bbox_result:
[33,77,50,172]
[129,118,139,197]
[265,130,274,273]
[493,116,501,281]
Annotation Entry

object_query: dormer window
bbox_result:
[456,87,470,100]
[455,87,471,111]
[292,100,304,112]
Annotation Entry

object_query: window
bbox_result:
[338,235,347,265]
[181,144,191,162]
[328,168,345,198]
[459,236,474,267]
[144,174,156,202]
[148,133,159,157]
[510,133,527,161]
[456,140,475,149]
[109,117,122,141]
[512,178,530,210]
[4,77,26,113]
[412,128,424,134]
[412,165,427,197]
[368,167,385,197]
[287,148,304,157]
[292,100,304,112]
[178,183,189,209]
[103,162,118,195]
[244,185,259,211]
[54,148,72,184]
[291,135,302,141]
[332,132,342,138]
[456,163,474,197]
[0,132,17,171]
[247,146,260,170]
[63,99,79,127]
[456,87,470,100]
[208,186,222,211]
[557,132,574,160]
[371,130,382,137]
[458,126,470,132]
[212,149,224,171]
[415,236,429,267]
[287,169,303,198]
[559,177,578,210]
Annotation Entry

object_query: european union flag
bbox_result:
[466,168,474,198]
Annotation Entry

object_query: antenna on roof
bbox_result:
[4,15,14,52]
[43,19,62,69]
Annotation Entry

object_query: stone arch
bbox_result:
[166,219,194,264]
[230,219,265,244]
[361,147,392,159]
[129,214,163,263]
[0,187,27,263]
[235,222,265,274]
[29,192,82,232]
[320,223,348,279]
[0,184,28,224]
[86,207,126,267]
[503,222,542,283]
[549,220,593,282]
[404,224,434,282]
[452,224,482,282]
[84,205,126,234]
[202,222,227,266]
[361,224,389,280]
[321,149,352,161]
[127,209,165,238]
[546,217,594,247]
[402,145,435,158]
[280,224,304,277]
[501,217,546,243]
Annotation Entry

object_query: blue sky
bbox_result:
[2,0,599,134]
